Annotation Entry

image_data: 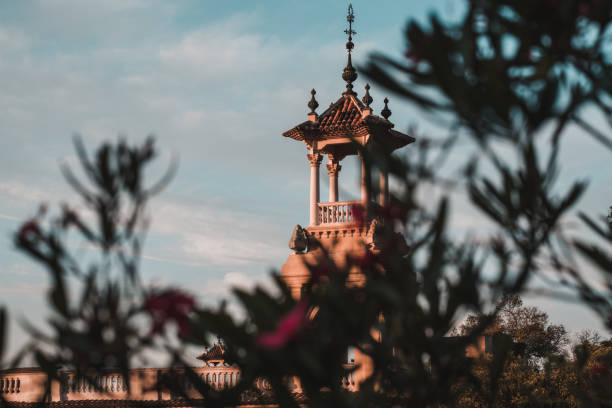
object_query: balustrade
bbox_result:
[317,200,361,225]
[0,377,20,393]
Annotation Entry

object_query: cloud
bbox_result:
[0,212,19,221]
[158,12,284,81]
[148,198,287,268]
[0,26,29,52]
[0,180,50,202]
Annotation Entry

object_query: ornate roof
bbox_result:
[319,94,364,129]
[282,93,414,153]
[282,3,414,154]
[196,340,225,362]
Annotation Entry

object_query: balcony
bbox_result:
[317,200,362,225]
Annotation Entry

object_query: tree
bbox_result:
[454,297,574,407]
[459,295,568,360]
[3,0,612,407]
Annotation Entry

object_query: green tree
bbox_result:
[454,297,574,407]
[460,295,568,360]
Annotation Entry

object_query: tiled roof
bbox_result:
[317,95,364,130]
[196,342,225,362]
[283,93,399,142]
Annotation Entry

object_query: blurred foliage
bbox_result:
[3,0,612,407]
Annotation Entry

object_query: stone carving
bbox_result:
[288,225,308,253]
[368,217,384,249]
[307,153,322,167]
[326,161,342,175]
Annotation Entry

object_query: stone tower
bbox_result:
[280,4,414,388]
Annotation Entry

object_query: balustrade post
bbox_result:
[307,152,322,226]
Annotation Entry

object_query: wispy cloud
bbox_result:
[148,199,286,267]
[0,212,19,221]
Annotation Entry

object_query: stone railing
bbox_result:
[317,200,362,225]
[0,377,20,393]
[61,374,127,395]
[196,369,240,390]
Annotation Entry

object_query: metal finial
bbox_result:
[381,97,391,119]
[362,84,373,107]
[345,4,356,48]
[342,4,357,95]
[308,89,319,113]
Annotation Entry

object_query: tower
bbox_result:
[280,5,415,388]
[281,4,414,299]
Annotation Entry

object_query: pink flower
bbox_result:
[144,289,196,337]
[310,258,336,283]
[16,204,47,244]
[404,50,422,65]
[351,204,366,226]
[380,203,407,224]
[17,219,41,243]
[257,299,310,350]
[589,362,610,376]
[355,249,378,269]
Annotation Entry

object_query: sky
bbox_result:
[0,0,610,365]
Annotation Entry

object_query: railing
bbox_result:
[0,377,20,393]
[63,374,127,394]
[317,200,362,225]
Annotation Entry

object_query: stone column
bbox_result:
[307,153,322,226]
[359,152,370,204]
[326,159,341,202]
[379,169,388,206]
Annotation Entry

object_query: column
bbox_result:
[379,169,388,206]
[326,159,341,202]
[307,153,322,226]
[359,152,370,204]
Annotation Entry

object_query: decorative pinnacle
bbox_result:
[381,97,392,120]
[308,89,319,113]
[362,84,373,107]
[345,4,356,46]
[342,4,357,95]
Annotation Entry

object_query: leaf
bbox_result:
[49,273,69,318]
[574,240,612,275]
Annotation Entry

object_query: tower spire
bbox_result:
[342,4,357,95]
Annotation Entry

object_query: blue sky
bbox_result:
[0,0,610,364]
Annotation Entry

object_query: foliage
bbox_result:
[459,295,568,360]
[453,296,573,407]
[2,0,612,407]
